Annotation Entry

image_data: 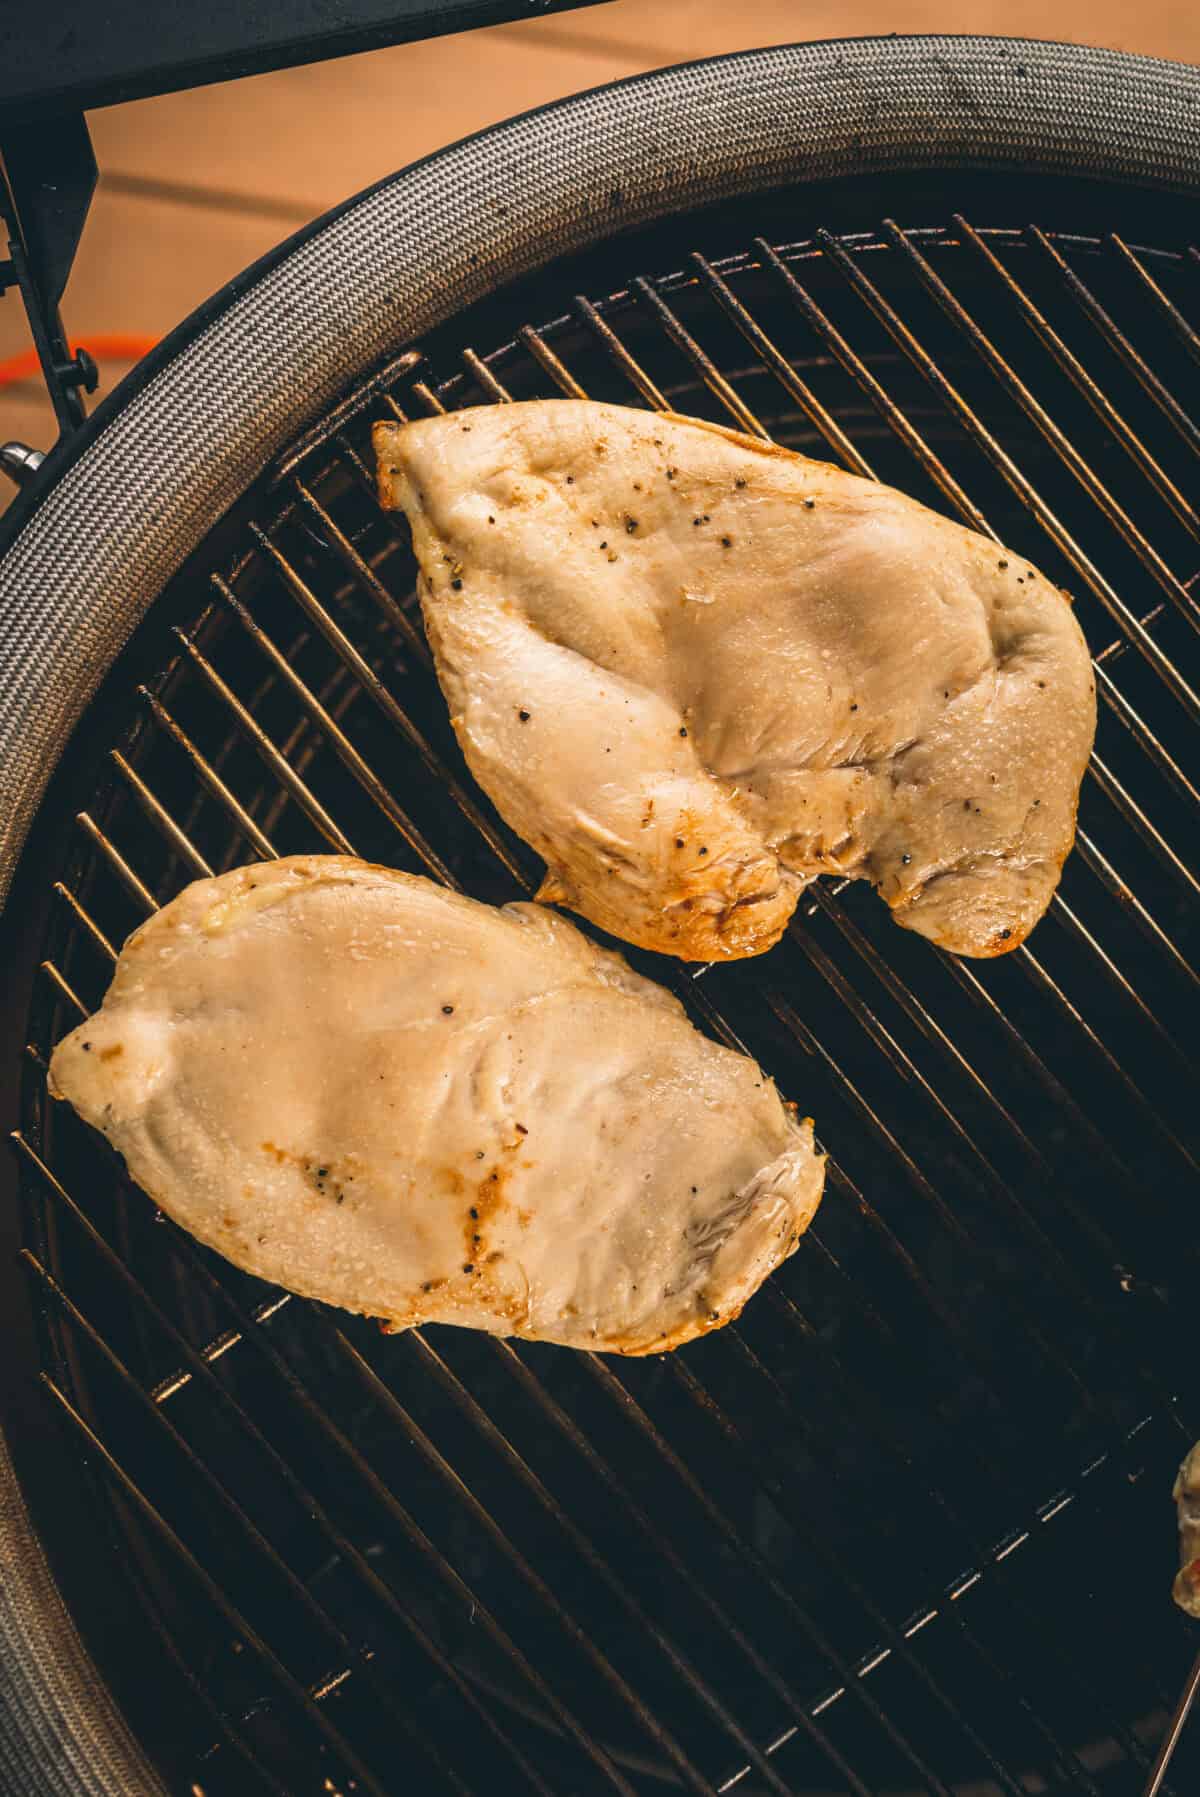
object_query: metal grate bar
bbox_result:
[1074,828,1198,984]
[209,580,459,888]
[885,221,1200,624]
[76,809,157,913]
[38,1370,393,1797]
[410,380,447,416]
[628,973,1169,1765]
[24,1250,474,1797]
[259,502,528,884]
[954,220,1200,540]
[582,1351,957,1797]
[12,1135,560,1797]
[815,227,1200,724]
[111,750,215,880]
[400,1330,800,1797]
[1144,1652,1200,1797]
[173,623,357,855]
[1091,667,1200,817]
[804,888,1198,1302]
[138,1207,641,1797]
[52,882,117,963]
[486,1333,875,1797]
[765,987,1113,1427]
[711,1329,1135,1789]
[266,350,424,489]
[1031,229,1200,458]
[784,907,1186,1416]
[1047,888,1197,1061]
[763,1259,1175,1736]
[518,323,589,399]
[631,275,768,438]
[139,686,277,860]
[673,1343,1110,1797]
[574,293,670,411]
[287,486,431,668]
[689,251,875,478]
[461,347,512,404]
[752,236,989,530]
[746,1284,1167,1775]
[1015,942,1197,1173]
[333,1328,723,1797]
[1108,234,1200,366]
[1087,755,1200,899]
[39,958,88,1018]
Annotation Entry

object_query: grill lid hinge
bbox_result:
[0,111,98,447]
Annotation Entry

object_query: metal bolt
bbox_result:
[0,441,46,487]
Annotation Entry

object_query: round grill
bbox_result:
[2,39,1199,1797]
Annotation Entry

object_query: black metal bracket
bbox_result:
[0,113,98,441]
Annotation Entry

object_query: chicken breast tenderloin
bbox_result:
[48,857,824,1354]
[376,401,1096,961]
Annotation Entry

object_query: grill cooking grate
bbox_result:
[14,219,1200,1795]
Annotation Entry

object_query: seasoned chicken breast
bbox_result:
[1174,1442,1200,1617]
[48,857,824,1353]
[375,401,1096,961]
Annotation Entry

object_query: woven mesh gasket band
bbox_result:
[1,35,1199,1797]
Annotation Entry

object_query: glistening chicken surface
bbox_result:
[376,400,1096,961]
[48,857,825,1353]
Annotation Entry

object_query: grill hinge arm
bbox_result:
[0,111,98,443]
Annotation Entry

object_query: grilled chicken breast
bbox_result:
[48,857,824,1353]
[1174,1442,1200,1617]
[376,400,1095,961]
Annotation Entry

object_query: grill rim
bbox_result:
[3,37,1200,1797]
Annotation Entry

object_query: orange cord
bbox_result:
[0,335,159,389]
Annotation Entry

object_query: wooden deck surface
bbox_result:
[2,4,1198,480]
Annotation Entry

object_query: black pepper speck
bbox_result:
[442,1004,454,1015]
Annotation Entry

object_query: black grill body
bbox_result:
[1,41,1199,1797]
